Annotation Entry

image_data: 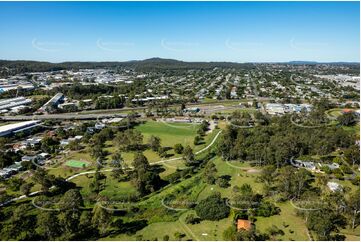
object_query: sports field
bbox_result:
[135,120,199,147]
[65,160,89,168]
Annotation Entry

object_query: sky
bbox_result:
[0,1,359,63]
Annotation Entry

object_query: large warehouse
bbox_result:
[0,96,32,111]
[0,120,41,137]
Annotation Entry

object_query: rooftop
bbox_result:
[237,219,252,231]
[0,120,41,134]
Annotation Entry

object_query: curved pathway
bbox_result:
[1,130,222,207]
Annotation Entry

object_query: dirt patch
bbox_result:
[246,168,261,173]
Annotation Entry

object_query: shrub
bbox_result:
[195,192,230,221]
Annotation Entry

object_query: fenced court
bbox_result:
[65,160,89,168]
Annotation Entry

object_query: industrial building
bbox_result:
[265,103,312,115]
[0,96,32,111]
[38,93,64,112]
[265,103,285,115]
[0,82,34,93]
[0,120,41,137]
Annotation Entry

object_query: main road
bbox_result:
[0,98,279,121]
[0,113,128,121]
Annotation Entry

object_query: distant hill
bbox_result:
[0,58,254,72]
[0,58,359,73]
[287,61,319,65]
[287,61,359,65]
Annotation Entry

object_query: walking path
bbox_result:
[0,130,222,207]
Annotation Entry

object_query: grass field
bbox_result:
[255,202,310,241]
[65,160,90,168]
[198,157,262,200]
[135,120,200,148]
[340,226,360,241]
[102,120,218,171]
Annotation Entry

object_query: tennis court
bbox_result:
[65,160,89,168]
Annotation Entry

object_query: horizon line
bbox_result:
[0,57,359,65]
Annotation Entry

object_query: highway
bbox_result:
[0,113,128,121]
[0,98,304,121]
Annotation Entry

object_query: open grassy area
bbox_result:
[212,107,257,115]
[102,120,218,171]
[340,226,360,241]
[178,211,233,241]
[326,108,344,118]
[198,157,262,200]
[342,123,360,136]
[255,202,310,241]
[135,120,200,148]
[65,160,90,168]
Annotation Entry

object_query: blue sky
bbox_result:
[0,1,359,62]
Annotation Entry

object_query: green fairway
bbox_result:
[65,160,90,168]
[135,120,199,148]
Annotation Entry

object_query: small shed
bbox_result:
[237,219,252,231]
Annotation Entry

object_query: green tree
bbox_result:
[343,145,360,166]
[183,145,195,166]
[194,135,202,145]
[148,135,161,152]
[338,112,358,126]
[195,192,230,221]
[110,152,124,180]
[36,211,61,240]
[132,152,162,196]
[32,169,53,193]
[68,140,81,151]
[345,189,360,229]
[202,161,217,184]
[307,208,346,240]
[20,182,34,196]
[174,143,184,154]
[1,204,36,240]
[58,189,84,239]
[92,204,112,236]
[41,136,60,154]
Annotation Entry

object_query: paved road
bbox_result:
[0,130,222,207]
[0,113,128,121]
[1,99,275,121]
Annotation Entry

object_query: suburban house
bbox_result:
[289,159,317,171]
[327,181,343,192]
[60,135,83,147]
[237,219,252,231]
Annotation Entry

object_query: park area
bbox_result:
[65,160,90,168]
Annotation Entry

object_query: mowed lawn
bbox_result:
[197,157,263,200]
[104,120,218,168]
[104,219,190,241]
[135,121,199,148]
[255,202,310,241]
[71,174,138,205]
[178,211,233,241]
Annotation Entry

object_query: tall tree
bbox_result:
[36,211,61,240]
[202,161,217,184]
[148,135,161,152]
[183,145,195,166]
